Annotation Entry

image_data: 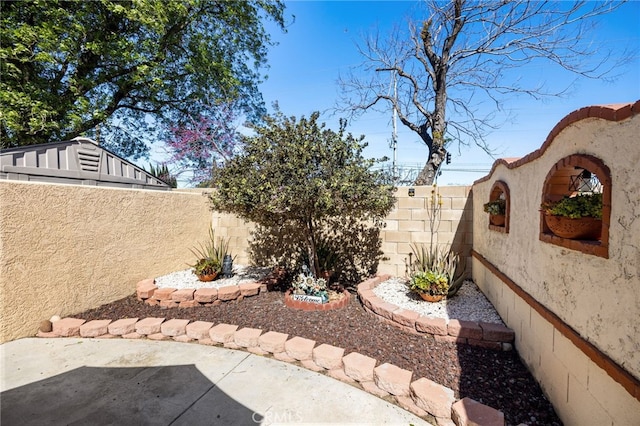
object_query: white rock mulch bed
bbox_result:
[373,278,504,324]
[155,266,271,290]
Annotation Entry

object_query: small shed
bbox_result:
[0,138,169,190]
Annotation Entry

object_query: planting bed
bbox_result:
[70,274,562,425]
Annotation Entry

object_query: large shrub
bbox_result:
[209,111,396,281]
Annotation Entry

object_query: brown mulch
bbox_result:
[72,290,562,426]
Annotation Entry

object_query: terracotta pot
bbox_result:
[489,214,506,226]
[544,214,602,240]
[197,272,218,282]
[419,293,445,302]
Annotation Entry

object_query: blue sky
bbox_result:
[255,1,640,185]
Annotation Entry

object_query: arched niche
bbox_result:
[540,154,611,258]
[487,180,510,233]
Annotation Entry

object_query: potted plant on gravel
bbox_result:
[483,198,506,226]
[408,243,465,301]
[541,192,602,240]
[189,228,233,281]
[409,270,449,302]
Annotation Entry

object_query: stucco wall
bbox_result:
[0,181,212,343]
[472,103,640,424]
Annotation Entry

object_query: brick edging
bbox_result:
[136,268,286,307]
[357,275,515,351]
[36,316,505,425]
[474,100,640,185]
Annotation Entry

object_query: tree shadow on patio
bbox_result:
[1,364,262,426]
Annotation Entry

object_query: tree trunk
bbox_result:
[306,218,320,278]
[414,144,446,185]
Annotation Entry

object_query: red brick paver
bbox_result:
[208,323,238,344]
[79,320,111,337]
[108,318,139,336]
[161,318,190,336]
[410,377,456,419]
[258,331,288,353]
[285,336,316,361]
[185,321,214,340]
[342,352,377,382]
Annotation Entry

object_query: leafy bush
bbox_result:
[210,110,395,281]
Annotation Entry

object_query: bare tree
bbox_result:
[338,0,627,184]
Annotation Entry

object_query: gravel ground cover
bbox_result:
[73,272,561,425]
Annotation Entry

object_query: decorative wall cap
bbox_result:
[474,100,640,185]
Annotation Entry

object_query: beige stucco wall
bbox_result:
[472,111,640,424]
[473,257,640,426]
[0,181,212,343]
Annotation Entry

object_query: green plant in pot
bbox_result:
[189,228,233,281]
[483,198,506,226]
[541,192,602,240]
[192,257,221,281]
[408,244,465,301]
[409,270,449,302]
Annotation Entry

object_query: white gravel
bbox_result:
[373,278,504,324]
[155,266,271,290]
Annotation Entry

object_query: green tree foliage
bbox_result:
[0,0,285,159]
[209,111,396,280]
[145,163,177,188]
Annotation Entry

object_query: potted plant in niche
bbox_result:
[189,228,233,281]
[483,198,506,226]
[541,192,602,240]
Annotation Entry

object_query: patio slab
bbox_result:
[0,338,429,426]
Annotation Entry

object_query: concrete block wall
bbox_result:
[207,185,473,278]
[378,186,473,277]
[473,256,640,425]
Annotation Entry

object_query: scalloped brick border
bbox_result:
[36,316,504,425]
[136,268,286,308]
[357,275,515,351]
[284,289,350,311]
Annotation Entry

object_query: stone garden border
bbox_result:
[36,315,505,426]
[357,275,515,351]
[35,272,510,424]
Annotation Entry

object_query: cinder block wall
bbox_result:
[208,185,473,278]
[379,185,473,277]
[0,181,212,343]
[472,102,640,425]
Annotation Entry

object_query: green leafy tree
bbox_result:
[0,0,285,159]
[209,111,396,279]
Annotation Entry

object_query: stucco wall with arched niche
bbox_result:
[472,101,640,425]
[539,154,611,258]
[487,180,510,233]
